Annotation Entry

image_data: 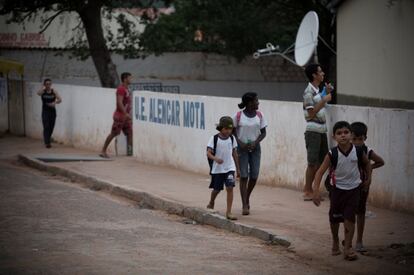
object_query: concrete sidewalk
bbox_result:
[1,135,413,274]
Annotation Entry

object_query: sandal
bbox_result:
[344,251,358,261]
[242,208,250,215]
[99,153,110,159]
[226,214,238,220]
[356,243,367,253]
[207,202,214,209]
[332,248,342,256]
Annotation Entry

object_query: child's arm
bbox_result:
[207,148,223,164]
[232,148,240,178]
[370,151,385,169]
[313,154,331,206]
[361,153,372,191]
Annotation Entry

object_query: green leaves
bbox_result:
[139,0,333,61]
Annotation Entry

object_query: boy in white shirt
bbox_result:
[313,121,371,261]
[207,116,240,220]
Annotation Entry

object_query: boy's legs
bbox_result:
[356,189,369,251]
[225,172,237,220]
[356,214,365,245]
[330,222,341,255]
[343,187,360,260]
[226,187,234,216]
[344,219,356,257]
[207,190,220,209]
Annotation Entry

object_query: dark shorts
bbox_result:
[111,117,132,136]
[209,171,236,191]
[238,144,261,179]
[304,131,328,166]
[357,188,369,215]
[329,186,360,224]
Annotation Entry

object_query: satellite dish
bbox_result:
[294,11,319,66]
[253,11,327,68]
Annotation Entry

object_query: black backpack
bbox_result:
[208,134,235,175]
[325,145,364,192]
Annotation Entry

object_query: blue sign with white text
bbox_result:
[135,96,205,130]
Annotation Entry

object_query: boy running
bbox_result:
[351,122,385,253]
[207,116,240,220]
[313,121,371,261]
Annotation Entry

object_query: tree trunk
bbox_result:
[78,2,119,88]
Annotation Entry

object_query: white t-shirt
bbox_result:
[330,145,362,190]
[233,111,267,143]
[207,135,238,174]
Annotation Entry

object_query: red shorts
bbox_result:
[111,117,132,136]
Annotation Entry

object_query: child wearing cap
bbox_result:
[206,116,240,220]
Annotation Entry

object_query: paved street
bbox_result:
[0,161,333,275]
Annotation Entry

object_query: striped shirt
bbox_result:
[303,83,327,133]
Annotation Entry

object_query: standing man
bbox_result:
[37,79,62,148]
[302,64,333,201]
[100,72,133,158]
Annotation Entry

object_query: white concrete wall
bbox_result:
[133,91,414,212]
[337,0,414,102]
[25,82,126,154]
[0,77,7,132]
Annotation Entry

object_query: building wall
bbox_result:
[337,0,414,104]
[24,82,126,154]
[0,50,307,102]
[132,91,414,212]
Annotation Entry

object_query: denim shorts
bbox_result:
[238,144,261,179]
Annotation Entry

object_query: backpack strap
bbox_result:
[213,134,219,155]
[230,135,234,148]
[330,147,339,170]
[328,147,338,187]
[236,111,242,127]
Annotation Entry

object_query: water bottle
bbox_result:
[247,139,253,152]
[321,86,327,98]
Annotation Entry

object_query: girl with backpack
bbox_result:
[233,92,267,215]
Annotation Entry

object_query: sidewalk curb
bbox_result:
[18,154,291,247]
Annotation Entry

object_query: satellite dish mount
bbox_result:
[253,11,321,67]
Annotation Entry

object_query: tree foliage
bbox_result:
[139,0,335,62]
[0,0,169,87]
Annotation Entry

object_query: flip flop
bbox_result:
[226,214,238,220]
[99,153,110,159]
[332,249,342,256]
[355,243,368,253]
[344,251,358,261]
